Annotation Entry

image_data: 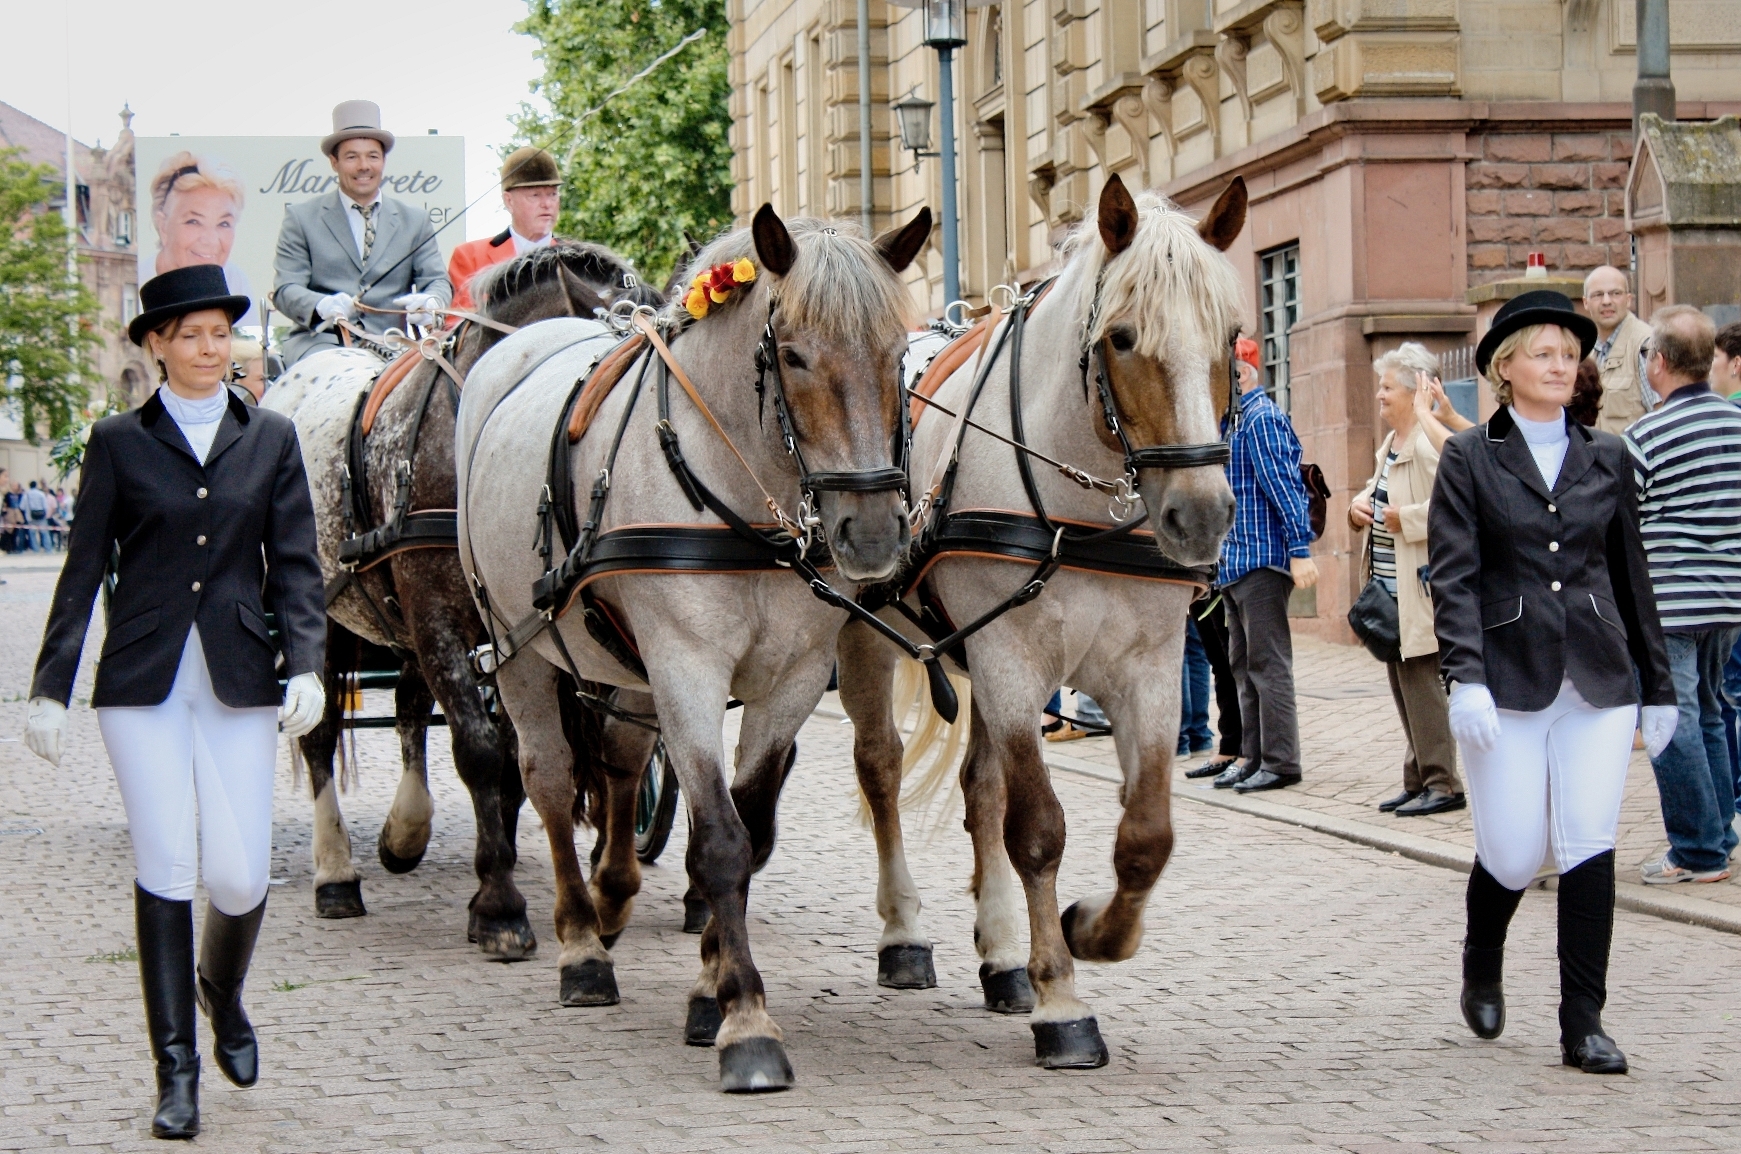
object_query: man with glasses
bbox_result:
[1582,266,1654,435]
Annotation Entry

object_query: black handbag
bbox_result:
[1347,525,1401,664]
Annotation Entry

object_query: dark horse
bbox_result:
[265,243,661,958]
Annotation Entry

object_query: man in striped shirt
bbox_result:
[1211,339,1319,793]
[1626,305,1741,884]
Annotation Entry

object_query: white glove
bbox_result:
[315,292,357,322]
[1448,682,1502,756]
[1641,704,1679,760]
[393,293,442,328]
[279,672,326,739]
[24,697,66,767]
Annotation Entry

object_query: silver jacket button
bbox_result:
[191,581,202,592]
[196,487,208,499]
[196,535,207,546]
[1549,541,1560,552]
[1550,581,1562,591]
[1547,503,1557,512]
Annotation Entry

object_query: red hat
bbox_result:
[1235,337,1260,369]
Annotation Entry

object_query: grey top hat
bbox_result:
[322,99,395,158]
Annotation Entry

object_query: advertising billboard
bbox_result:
[133,135,466,330]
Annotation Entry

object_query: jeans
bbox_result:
[26,519,48,551]
[1178,619,1214,754]
[1723,635,1741,815]
[1649,627,1741,873]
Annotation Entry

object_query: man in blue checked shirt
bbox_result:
[1211,338,1319,793]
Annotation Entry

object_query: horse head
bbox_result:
[463,242,659,369]
[1073,173,1246,567]
[679,204,930,583]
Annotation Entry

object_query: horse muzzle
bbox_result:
[1139,470,1235,568]
[817,484,911,582]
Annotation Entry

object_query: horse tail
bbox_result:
[555,672,606,829]
[856,655,970,836]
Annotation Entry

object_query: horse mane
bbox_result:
[1059,190,1245,358]
[669,217,913,343]
[470,240,646,317]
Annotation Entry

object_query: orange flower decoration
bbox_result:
[684,258,758,319]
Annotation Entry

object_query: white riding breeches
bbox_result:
[1461,678,1636,891]
[98,626,279,915]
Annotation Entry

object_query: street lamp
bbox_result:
[893,91,937,171]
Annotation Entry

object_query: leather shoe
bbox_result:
[1395,789,1466,817]
[1233,769,1301,793]
[1562,1033,1628,1074]
[1211,761,1259,789]
[1186,757,1237,780]
[1378,789,1420,813]
[1460,945,1505,1039]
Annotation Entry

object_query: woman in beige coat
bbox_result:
[1350,343,1471,816]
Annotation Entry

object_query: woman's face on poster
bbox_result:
[155,185,239,272]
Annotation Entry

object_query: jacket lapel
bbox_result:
[202,393,252,467]
[363,200,401,276]
[1488,406,1556,503]
[1553,420,1596,495]
[142,392,202,464]
[322,193,363,271]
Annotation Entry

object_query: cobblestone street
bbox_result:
[4,555,1741,1151]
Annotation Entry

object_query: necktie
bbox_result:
[356,202,377,262]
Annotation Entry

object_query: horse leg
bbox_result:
[494,654,615,1003]
[836,622,935,989]
[982,687,1108,1069]
[306,621,365,918]
[378,661,436,873]
[589,693,657,948]
[960,708,1032,1013]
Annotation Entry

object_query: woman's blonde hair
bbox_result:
[150,152,246,217]
[1485,323,1581,406]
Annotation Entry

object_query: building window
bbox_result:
[123,286,138,322]
[1259,242,1300,413]
[114,208,134,248]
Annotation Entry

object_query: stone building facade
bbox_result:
[730,0,1741,635]
[0,102,150,484]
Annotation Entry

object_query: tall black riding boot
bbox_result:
[135,883,200,1139]
[1558,851,1627,1074]
[1461,860,1524,1040]
[197,896,266,1087]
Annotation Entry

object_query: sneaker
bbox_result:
[1640,853,1730,885]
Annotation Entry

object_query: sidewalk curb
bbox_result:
[1041,749,1741,938]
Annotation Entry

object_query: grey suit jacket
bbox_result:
[272,191,452,364]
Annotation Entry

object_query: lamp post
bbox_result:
[893,91,938,171]
[1632,0,1675,132]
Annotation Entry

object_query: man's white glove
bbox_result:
[24,697,66,767]
[315,292,357,323]
[1448,682,1502,756]
[279,672,326,739]
[1641,704,1679,760]
[393,292,442,328]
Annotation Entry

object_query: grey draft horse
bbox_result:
[457,204,930,1091]
[837,175,1248,1069]
[265,242,655,957]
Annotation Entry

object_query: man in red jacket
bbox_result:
[446,146,562,312]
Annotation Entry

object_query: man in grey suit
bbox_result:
[272,100,452,365]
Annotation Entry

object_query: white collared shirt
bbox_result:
[343,191,385,257]
[510,228,553,255]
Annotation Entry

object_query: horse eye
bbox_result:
[1108,328,1136,353]
[781,348,807,370]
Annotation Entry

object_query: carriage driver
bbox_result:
[445,146,564,312]
[271,99,452,365]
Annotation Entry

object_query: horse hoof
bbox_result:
[315,881,366,919]
[559,959,619,1007]
[472,912,537,961]
[1032,1018,1110,1070]
[685,996,722,1046]
[682,893,711,934]
[877,944,938,989]
[979,964,1035,1014]
[718,1038,794,1093]
[376,829,425,875]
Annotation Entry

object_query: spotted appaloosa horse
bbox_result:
[457,205,930,1091]
[838,174,1248,1069]
[265,242,657,958]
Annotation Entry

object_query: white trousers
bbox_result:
[1462,679,1636,891]
[98,627,279,915]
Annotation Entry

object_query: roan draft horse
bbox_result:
[839,174,1249,1069]
[457,204,930,1092]
[265,242,656,958]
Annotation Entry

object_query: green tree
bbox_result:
[0,148,104,442]
[516,0,733,289]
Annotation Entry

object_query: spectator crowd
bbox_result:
[0,470,74,554]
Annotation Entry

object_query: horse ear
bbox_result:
[1196,176,1247,252]
[1097,174,1139,257]
[752,204,798,277]
[557,263,605,317]
[873,207,932,274]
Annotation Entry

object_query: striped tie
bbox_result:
[356,202,377,261]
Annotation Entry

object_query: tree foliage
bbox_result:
[516,0,733,290]
[0,148,104,442]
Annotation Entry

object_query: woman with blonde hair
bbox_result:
[1429,290,1676,1074]
[150,152,255,325]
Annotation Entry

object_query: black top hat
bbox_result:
[1475,289,1598,377]
[129,265,251,346]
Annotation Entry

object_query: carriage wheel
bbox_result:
[635,742,679,864]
